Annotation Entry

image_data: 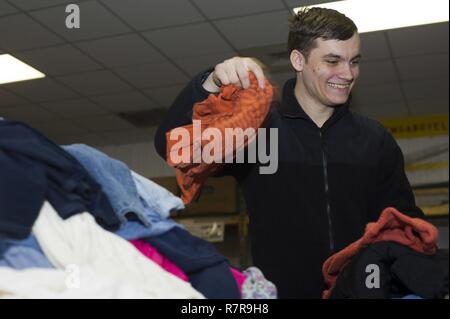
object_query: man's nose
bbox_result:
[339,63,355,81]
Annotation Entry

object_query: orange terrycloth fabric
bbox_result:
[322,207,439,298]
[166,72,273,204]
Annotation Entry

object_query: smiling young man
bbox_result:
[154,8,424,298]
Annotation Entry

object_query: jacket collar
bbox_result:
[278,78,350,129]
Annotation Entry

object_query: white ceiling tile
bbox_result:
[270,70,295,88]
[14,44,101,76]
[284,0,333,8]
[0,88,29,107]
[352,101,409,120]
[388,22,449,57]
[0,104,60,122]
[77,34,166,68]
[101,0,204,30]
[90,90,159,112]
[352,82,404,106]
[214,11,290,50]
[56,69,133,96]
[192,0,285,19]
[239,43,290,66]
[359,31,391,61]
[143,23,233,59]
[143,84,188,107]
[409,99,449,116]
[29,119,90,138]
[11,0,82,10]
[0,14,64,51]
[356,59,398,86]
[103,128,155,144]
[0,0,18,15]
[3,78,79,102]
[71,114,136,132]
[40,98,110,118]
[113,62,189,89]
[175,51,236,76]
[396,53,448,81]
[403,78,449,102]
[30,1,131,42]
[57,133,116,147]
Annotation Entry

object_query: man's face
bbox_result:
[300,33,361,106]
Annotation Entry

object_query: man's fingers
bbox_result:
[214,68,229,86]
[214,57,267,90]
[211,71,222,87]
[247,60,266,89]
[224,61,240,85]
[235,61,250,89]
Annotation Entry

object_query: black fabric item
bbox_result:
[0,120,120,239]
[153,71,425,298]
[144,227,240,299]
[0,151,46,239]
[330,241,449,299]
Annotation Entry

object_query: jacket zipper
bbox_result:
[319,130,335,253]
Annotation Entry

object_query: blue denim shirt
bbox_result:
[114,172,185,240]
[63,144,184,240]
[63,144,148,226]
[0,236,52,269]
[132,171,184,220]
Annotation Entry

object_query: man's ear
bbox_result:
[290,50,305,72]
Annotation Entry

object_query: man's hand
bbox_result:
[202,57,266,93]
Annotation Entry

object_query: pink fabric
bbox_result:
[130,239,189,282]
[230,267,246,294]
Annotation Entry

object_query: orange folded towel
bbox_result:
[322,207,439,298]
[166,72,273,204]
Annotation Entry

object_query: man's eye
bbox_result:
[351,60,360,65]
[326,60,339,65]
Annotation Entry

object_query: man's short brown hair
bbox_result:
[288,7,358,60]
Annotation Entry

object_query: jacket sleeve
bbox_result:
[374,130,425,219]
[154,69,212,160]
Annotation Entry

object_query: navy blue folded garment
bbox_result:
[144,227,240,299]
[0,120,120,239]
[330,241,449,299]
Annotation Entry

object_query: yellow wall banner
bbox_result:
[406,161,449,172]
[381,114,449,139]
[367,115,448,215]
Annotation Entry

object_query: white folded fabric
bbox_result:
[0,201,204,299]
[0,267,148,299]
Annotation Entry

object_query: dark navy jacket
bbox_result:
[0,120,120,240]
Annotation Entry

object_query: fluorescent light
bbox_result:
[0,54,45,85]
[293,0,449,33]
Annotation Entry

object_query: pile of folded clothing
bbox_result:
[0,118,276,299]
